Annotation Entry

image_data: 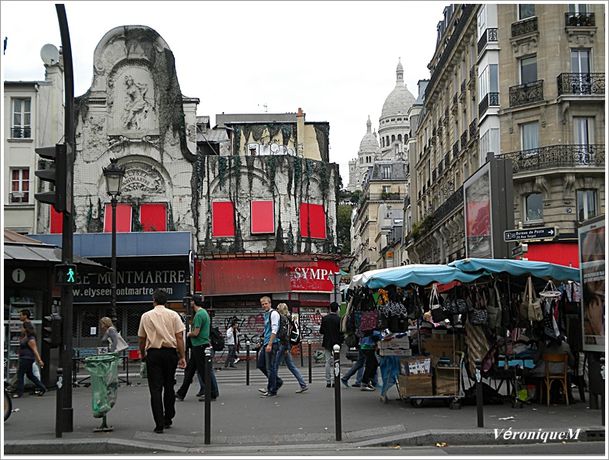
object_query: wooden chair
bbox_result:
[543,353,569,406]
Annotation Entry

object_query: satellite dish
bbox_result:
[40,44,60,66]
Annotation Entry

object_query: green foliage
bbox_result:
[336,204,352,254]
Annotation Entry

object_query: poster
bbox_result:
[578,216,605,352]
[464,165,492,258]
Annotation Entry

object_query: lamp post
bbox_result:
[103,158,125,324]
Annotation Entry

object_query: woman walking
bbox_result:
[273,303,308,393]
[13,322,46,398]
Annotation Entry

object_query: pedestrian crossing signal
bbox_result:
[54,264,77,286]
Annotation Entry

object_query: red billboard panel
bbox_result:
[212,201,235,237]
[299,203,326,239]
[251,200,275,234]
[103,203,133,233]
[140,203,167,232]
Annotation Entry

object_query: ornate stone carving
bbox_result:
[85,116,106,151]
[121,162,165,194]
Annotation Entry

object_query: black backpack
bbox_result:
[210,326,225,351]
[277,314,290,344]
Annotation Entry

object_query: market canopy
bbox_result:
[448,258,580,281]
[349,264,483,289]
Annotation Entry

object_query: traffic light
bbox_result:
[42,313,62,348]
[54,264,78,286]
[35,143,68,213]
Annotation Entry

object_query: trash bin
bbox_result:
[84,353,120,420]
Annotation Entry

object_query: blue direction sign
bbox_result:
[504,227,557,242]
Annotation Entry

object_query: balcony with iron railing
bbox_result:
[469,119,478,139]
[427,185,464,231]
[511,16,538,37]
[444,152,450,166]
[10,126,32,138]
[452,141,459,157]
[460,80,466,101]
[557,73,605,96]
[497,144,605,174]
[565,12,595,27]
[369,192,404,201]
[479,92,500,117]
[461,130,468,150]
[509,80,544,108]
[477,27,498,54]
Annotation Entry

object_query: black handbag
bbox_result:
[469,308,488,326]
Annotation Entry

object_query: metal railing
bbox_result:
[461,131,468,149]
[511,16,538,37]
[497,144,605,174]
[478,92,499,117]
[557,73,605,96]
[368,192,404,201]
[469,119,478,139]
[10,126,31,138]
[509,80,544,107]
[565,12,595,27]
[477,27,498,54]
[453,141,459,157]
[428,185,464,229]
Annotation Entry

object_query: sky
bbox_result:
[1,1,442,183]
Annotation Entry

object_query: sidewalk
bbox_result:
[4,365,606,455]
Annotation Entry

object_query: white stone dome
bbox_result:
[359,116,379,153]
[380,59,416,120]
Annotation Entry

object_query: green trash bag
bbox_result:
[84,353,120,418]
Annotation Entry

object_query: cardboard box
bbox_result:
[400,357,431,375]
[435,366,459,395]
[398,374,433,397]
[379,347,412,357]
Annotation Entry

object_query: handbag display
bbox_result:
[429,284,446,323]
[520,276,543,322]
[114,332,129,353]
[359,310,378,332]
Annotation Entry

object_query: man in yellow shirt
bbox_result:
[138,289,186,434]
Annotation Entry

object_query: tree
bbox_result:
[336,204,352,254]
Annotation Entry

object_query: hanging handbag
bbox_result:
[523,276,543,322]
[114,331,129,353]
[359,310,378,332]
[429,284,446,323]
[469,289,488,326]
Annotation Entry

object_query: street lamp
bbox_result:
[103,158,125,324]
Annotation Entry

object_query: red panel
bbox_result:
[251,200,275,234]
[523,242,580,268]
[103,203,132,233]
[140,203,167,232]
[194,259,203,292]
[288,260,340,292]
[299,203,326,239]
[212,202,235,237]
[201,259,289,295]
[50,208,63,234]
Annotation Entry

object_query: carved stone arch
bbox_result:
[97,155,171,200]
[207,164,280,197]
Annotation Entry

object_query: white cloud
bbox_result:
[1,1,441,181]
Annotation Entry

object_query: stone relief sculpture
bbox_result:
[122,74,152,130]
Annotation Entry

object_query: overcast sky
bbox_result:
[2,1,442,183]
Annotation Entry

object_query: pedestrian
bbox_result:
[19,309,32,328]
[99,316,129,353]
[359,330,382,392]
[256,296,283,397]
[341,343,378,388]
[138,288,186,434]
[274,303,308,393]
[319,302,343,388]
[224,319,238,368]
[175,335,204,401]
[187,295,219,402]
[13,322,46,398]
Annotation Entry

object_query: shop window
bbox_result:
[212,201,235,237]
[525,193,543,222]
[50,208,63,234]
[103,203,133,233]
[577,189,597,222]
[10,167,30,203]
[300,203,326,239]
[140,203,167,232]
[251,200,275,234]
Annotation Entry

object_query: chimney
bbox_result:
[296,107,305,157]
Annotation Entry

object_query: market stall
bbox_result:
[345,259,581,408]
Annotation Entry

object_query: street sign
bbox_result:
[504,227,557,242]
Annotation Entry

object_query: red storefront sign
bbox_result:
[200,257,340,296]
[520,242,579,268]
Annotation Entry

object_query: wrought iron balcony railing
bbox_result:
[511,16,538,37]
[452,141,459,157]
[477,27,498,54]
[469,119,478,139]
[428,185,464,230]
[461,130,468,149]
[565,12,595,27]
[509,80,544,107]
[557,73,605,96]
[498,144,605,174]
[479,92,500,117]
[10,126,31,138]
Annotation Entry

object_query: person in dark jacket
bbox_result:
[319,302,343,388]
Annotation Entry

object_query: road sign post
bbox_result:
[504,227,558,242]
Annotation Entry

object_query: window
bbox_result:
[577,189,597,221]
[477,4,487,39]
[10,168,29,203]
[11,98,31,138]
[382,185,391,194]
[299,203,326,239]
[250,200,275,234]
[518,4,535,20]
[391,134,395,143]
[525,193,543,222]
[382,165,392,179]
[397,134,402,142]
[519,55,537,84]
[140,203,167,231]
[212,201,235,237]
[103,203,133,232]
[521,121,539,154]
[571,49,590,73]
[574,117,594,145]
[568,4,588,13]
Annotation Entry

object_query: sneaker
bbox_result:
[153,427,164,434]
[198,396,217,402]
[234,358,240,364]
[175,394,184,401]
[361,384,375,392]
[326,383,334,388]
[35,390,46,396]
[260,392,276,398]
[12,394,22,399]
[164,421,172,429]
[258,388,268,394]
[352,383,361,388]
[340,378,349,388]
[196,391,204,397]
[295,386,308,393]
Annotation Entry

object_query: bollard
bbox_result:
[308,341,312,384]
[55,368,64,438]
[601,356,605,427]
[246,341,251,386]
[475,360,484,428]
[204,347,212,445]
[299,342,304,368]
[333,344,342,441]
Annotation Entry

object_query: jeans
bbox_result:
[256,342,283,394]
[225,344,237,367]
[324,349,334,384]
[361,348,379,386]
[16,358,46,396]
[145,348,179,430]
[176,355,204,399]
[191,345,219,399]
[274,343,306,389]
[342,349,378,386]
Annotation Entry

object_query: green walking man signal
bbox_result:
[55,263,77,286]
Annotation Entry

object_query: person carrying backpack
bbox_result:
[272,303,308,393]
[257,296,284,397]
[224,320,239,368]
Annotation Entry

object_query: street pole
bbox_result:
[475,360,484,428]
[333,344,342,441]
[308,340,312,384]
[245,341,250,386]
[56,4,74,435]
[111,197,117,323]
[204,347,212,444]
